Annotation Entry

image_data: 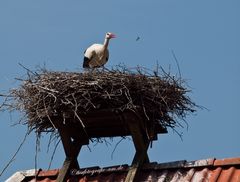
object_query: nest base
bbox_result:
[51,108,167,139]
[55,109,163,182]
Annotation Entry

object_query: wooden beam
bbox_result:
[56,158,71,182]
[124,115,150,182]
[56,124,89,182]
[53,109,163,182]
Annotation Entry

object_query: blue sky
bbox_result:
[0,0,240,181]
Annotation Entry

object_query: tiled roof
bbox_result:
[6,157,240,182]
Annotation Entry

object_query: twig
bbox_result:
[74,111,93,142]
[43,99,57,130]
[18,63,39,77]
[0,129,29,177]
[48,139,61,170]
[111,137,125,160]
[171,50,182,80]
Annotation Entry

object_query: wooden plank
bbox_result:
[124,165,138,182]
[124,116,150,182]
[127,117,149,162]
[125,143,150,182]
[56,124,87,182]
[56,158,71,182]
[50,109,167,139]
[58,127,83,159]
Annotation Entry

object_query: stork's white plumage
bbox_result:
[83,32,116,68]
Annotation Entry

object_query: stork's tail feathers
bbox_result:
[83,57,90,68]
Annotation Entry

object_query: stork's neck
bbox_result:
[103,38,110,48]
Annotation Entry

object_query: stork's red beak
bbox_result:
[110,34,116,38]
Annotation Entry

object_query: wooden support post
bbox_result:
[56,158,72,182]
[124,115,150,182]
[56,125,89,182]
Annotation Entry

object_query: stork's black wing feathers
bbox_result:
[83,56,91,68]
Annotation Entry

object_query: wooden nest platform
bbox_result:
[1,66,197,181]
[3,67,196,140]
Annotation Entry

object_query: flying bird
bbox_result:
[83,32,116,69]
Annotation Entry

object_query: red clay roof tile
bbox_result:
[6,157,240,182]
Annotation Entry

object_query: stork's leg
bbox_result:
[83,68,90,73]
[102,66,110,72]
[91,68,97,73]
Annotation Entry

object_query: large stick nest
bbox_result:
[1,67,197,136]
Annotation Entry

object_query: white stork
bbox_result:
[83,32,116,69]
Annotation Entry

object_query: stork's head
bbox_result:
[106,32,116,39]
